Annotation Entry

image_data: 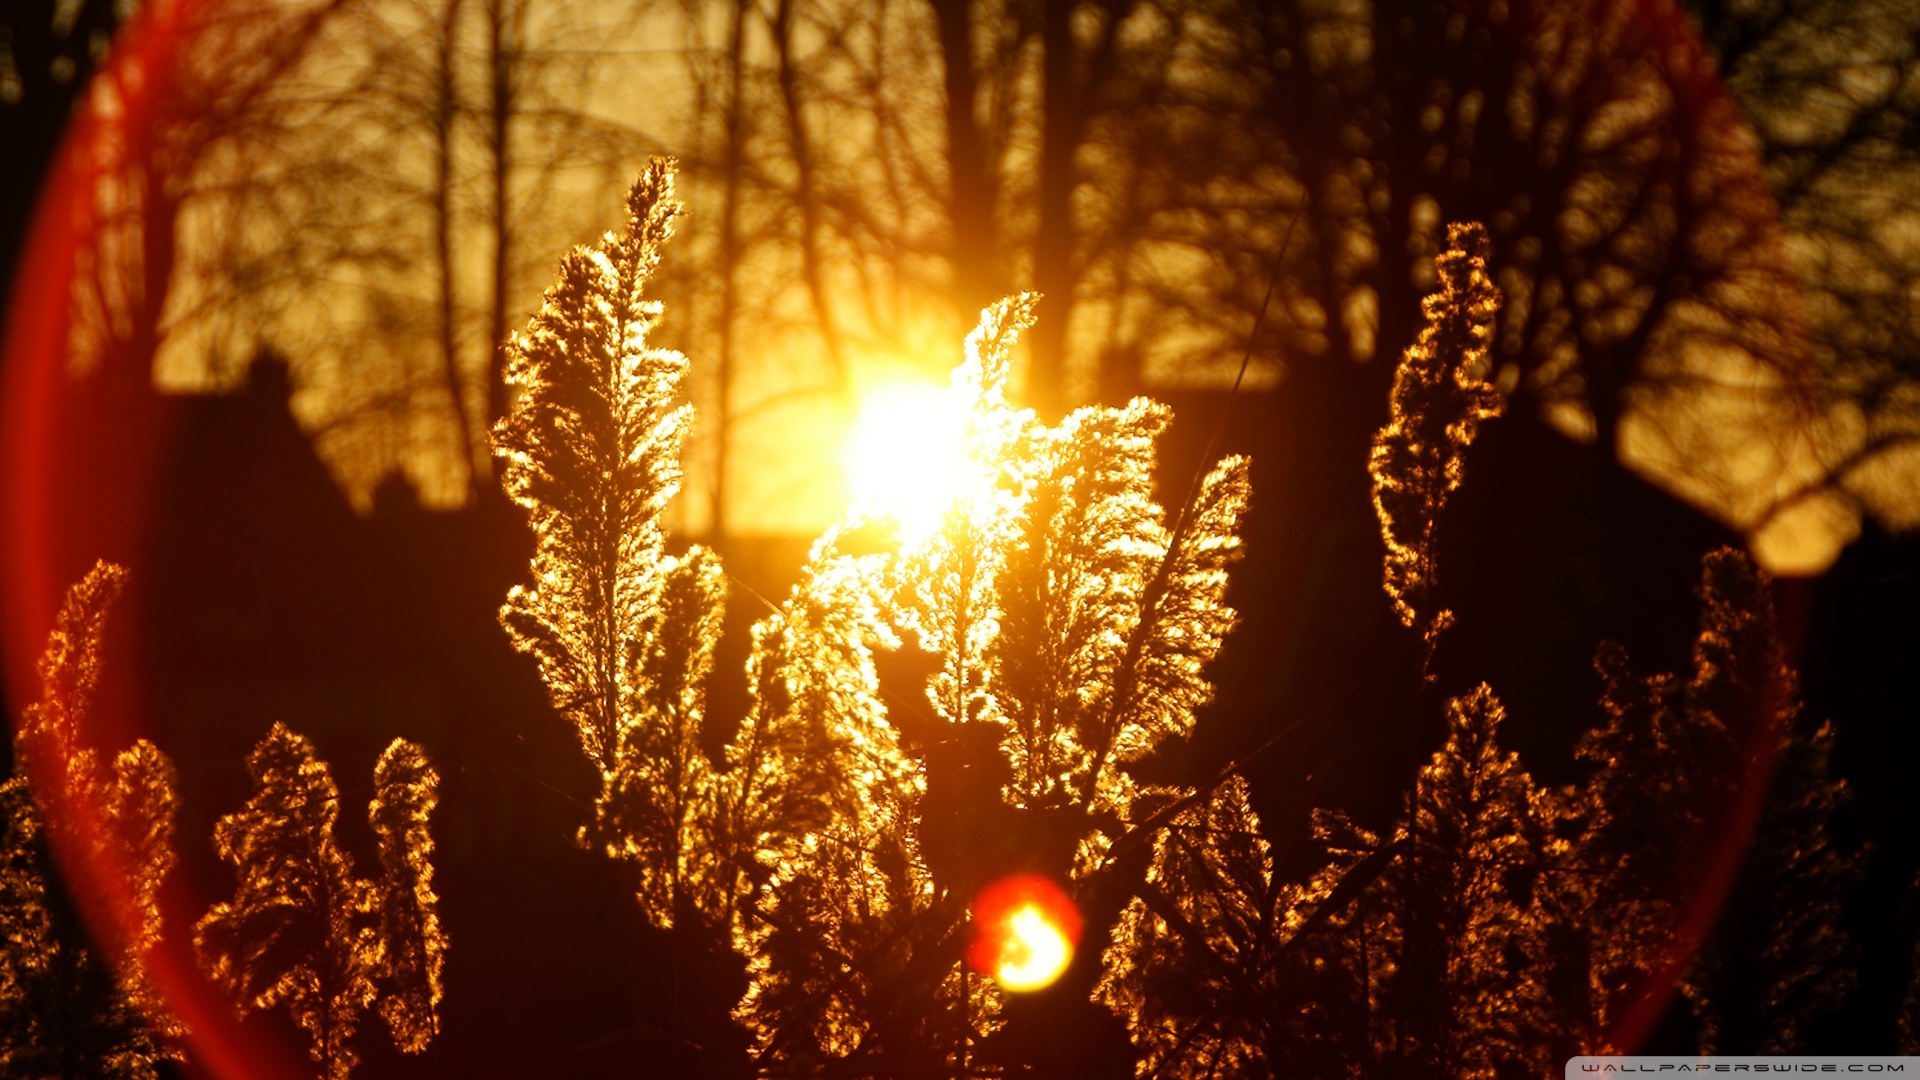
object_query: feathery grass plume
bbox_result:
[492,157,738,929]
[720,537,907,932]
[1373,686,1564,1077]
[1,560,182,1076]
[888,294,1251,830]
[740,297,1251,1071]
[196,724,373,1080]
[1098,277,1843,1074]
[1100,689,1565,1079]
[993,398,1169,810]
[1369,222,1503,667]
[1563,641,1709,1051]
[594,545,729,923]
[1076,450,1249,828]
[735,755,980,1077]
[1704,712,1855,1052]
[14,562,129,828]
[1096,776,1376,1079]
[889,295,1042,736]
[0,778,177,1079]
[0,782,59,1064]
[1568,548,1855,1053]
[196,724,445,1079]
[737,303,1040,1072]
[728,553,965,1074]
[368,738,446,1053]
[18,564,181,977]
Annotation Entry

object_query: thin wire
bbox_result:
[1100,695,1336,868]
[1147,192,1307,591]
[726,570,782,616]
[1196,195,1307,476]
[1098,197,1313,870]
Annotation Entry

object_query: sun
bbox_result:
[841,381,969,536]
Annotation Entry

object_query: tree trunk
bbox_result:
[934,0,1000,316]
[1027,0,1081,421]
[485,0,520,457]
[711,0,750,540]
[435,0,477,500]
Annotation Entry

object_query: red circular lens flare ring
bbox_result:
[0,0,1810,1070]
[1,1,310,1076]
[967,873,1082,992]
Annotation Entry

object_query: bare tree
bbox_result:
[272,0,655,506]
[39,0,1913,554]
[44,0,660,508]
[1686,0,1920,561]
[640,0,1896,562]
[59,0,350,389]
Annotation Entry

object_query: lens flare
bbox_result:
[841,382,968,537]
[968,874,1082,992]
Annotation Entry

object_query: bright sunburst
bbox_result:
[841,382,969,536]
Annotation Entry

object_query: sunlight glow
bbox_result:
[995,904,1072,991]
[968,874,1082,993]
[841,382,968,536]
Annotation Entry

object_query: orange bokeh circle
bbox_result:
[967,873,1083,992]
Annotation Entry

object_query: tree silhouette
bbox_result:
[194,725,446,1080]
[280,0,650,504]
[0,561,181,1077]
[631,0,1844,550]
[51,0,350,386]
